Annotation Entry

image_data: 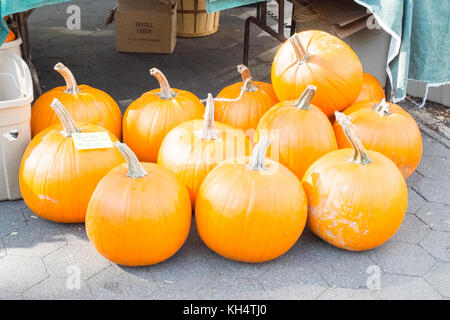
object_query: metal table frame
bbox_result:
[243,0,295,66]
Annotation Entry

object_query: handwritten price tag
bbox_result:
[71,132,113,150]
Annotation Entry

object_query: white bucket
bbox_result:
[0,32,22,57]
[0,52,33,200]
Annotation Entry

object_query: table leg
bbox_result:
[243,1,288,66]
[15,10,42,99]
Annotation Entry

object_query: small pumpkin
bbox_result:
[5,28,16,42]
[214,65,278,140]
[302,112,407,251]
[354,73,386,104]
[123,68,204,162]
[334,99,422,178]
[271,31,363,117]
[31,63,122,138]
[20,99,124,223]
[86,142,191,266]
[196,136,308,263]
[256,85,337,180]
[158,94,251,206]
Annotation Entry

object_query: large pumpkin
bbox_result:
[271,31,363,116]
[214,64,278,140]
[334,99,422,178]
[302,112,407,251]
[195,136,308,263]
[20,99,124,223]
[31,63,122,138]
[86,142,191,266]
[256,85,337,180]
[354,72,386,104]
[158,94,251,206]
[123,68,204,162]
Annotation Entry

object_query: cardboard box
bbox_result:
[105,0,177,53]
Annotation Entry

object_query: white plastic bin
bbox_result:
[0,52,33,200]
[0,32,22,57]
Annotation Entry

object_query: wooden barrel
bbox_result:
[176,0,220,37]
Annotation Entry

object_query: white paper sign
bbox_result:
[71,132,113,150]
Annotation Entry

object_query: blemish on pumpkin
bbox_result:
[38,194,58,203]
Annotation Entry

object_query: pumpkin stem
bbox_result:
[50,98,81,137]
[294,85,317,110]
[114,142,148,178]
[150,68,177,99]
[54,62,80,95]
[374,98,391,116]
[248,135,270,171]
[335,111,372,165]
[195,93,217,140]
[289,34,310,64]
[237,64,258,92]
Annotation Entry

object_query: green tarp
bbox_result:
[0,0,70,44]
[207,0,266,13]
[355,0,450,103]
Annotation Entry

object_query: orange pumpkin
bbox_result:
[5,28,16,42]
[271,31,363,117]
[256,85,337,180]
[20,99,124,223]
[302,112,407,251]
[196,136,308,263]
[214,65,278,141]
[342,98,411,117]
[123,68,204,162]
[31,63,122,138]
[86,142,191,266]
[334,99,422,178]
[158,94,251,206]
[354,73,386,104]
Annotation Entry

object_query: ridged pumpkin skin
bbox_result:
[158,96,251,206]
[256,86,337,180]
[86,161,191,267]
[215,65,278,138]
[354,73,386,104]
[31,64,122,138]
[271,31,363,116]
[334,102,422,178]
[19,123,124,223]
[123,69,204,162]
[196,140,307,263]
[5,28,16,42]
[302,149,407,251]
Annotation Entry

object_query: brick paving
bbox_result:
[0,0,449,300]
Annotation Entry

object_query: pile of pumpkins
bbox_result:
[19,30,422,266]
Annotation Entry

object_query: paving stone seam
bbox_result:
[421,274,447,299]
[412,211,450,233]
[410,185,433,206]
[417,242,450,264]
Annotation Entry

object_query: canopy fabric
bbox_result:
[355,0,450,103]
[0,0,70,44]
[206,0,266,13]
